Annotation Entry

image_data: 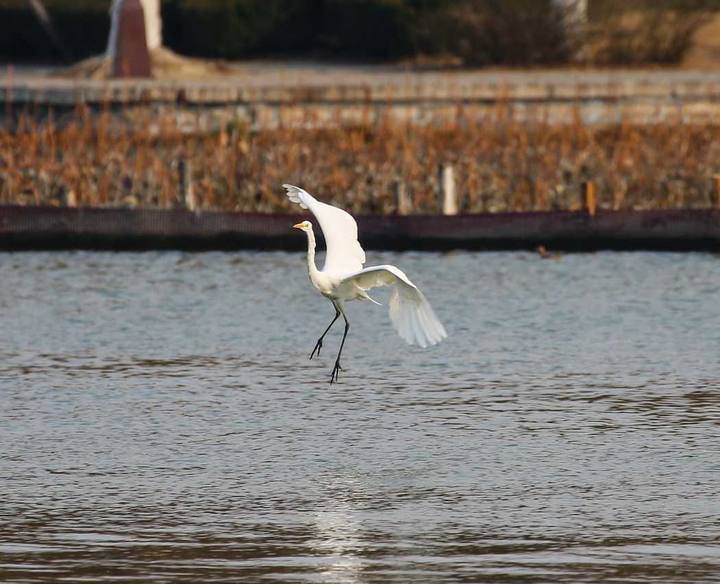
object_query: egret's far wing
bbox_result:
[341,265,447,348]
[283,184,365,274]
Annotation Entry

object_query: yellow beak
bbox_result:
[292,222,304,229]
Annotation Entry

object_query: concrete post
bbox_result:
[439,164,458,215]
[179,158,196,211]
[65,189,77,208]
[395,180,411,215]
[108,0,162,59]
[109,0,152,78]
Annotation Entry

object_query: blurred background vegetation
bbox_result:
[2,0,720,66]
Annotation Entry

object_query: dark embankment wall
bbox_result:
[1,206,719,252]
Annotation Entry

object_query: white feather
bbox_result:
[283,184,366,274]
[338,265,447,347]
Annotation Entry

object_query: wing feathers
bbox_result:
[285,185,309,209]
[389,285,447,348]
[283,184,365,274]
[340,265,447,348]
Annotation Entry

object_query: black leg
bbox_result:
[330,311,350,384]
[310,304,340,360]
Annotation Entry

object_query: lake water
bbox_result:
[1,251,719,583]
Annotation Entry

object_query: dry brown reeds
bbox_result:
[2,107,720,214]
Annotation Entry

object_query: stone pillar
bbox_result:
[109,0,152,78]
[107,0,162,59]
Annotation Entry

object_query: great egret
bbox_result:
[284,184,447,383]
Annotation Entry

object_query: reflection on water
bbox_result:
[1,251,720,582]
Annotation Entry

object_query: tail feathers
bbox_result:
[388,286,447,348]
[359,291,382,306]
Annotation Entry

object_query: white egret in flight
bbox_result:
[284,184,447,383]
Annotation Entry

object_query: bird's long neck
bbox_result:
[305,228,320,278]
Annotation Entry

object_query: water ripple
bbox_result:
[1,251,720,582]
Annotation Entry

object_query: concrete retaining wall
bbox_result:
[3,69,720,129]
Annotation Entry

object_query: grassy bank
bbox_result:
[2,108,720,214]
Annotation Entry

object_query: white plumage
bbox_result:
[339,265,446,348]
[284,184,365,273]
[284,184,446,382]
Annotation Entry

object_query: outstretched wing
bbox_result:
[340,265,447,348]
[283,184,366,274]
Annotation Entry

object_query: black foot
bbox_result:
[329,360,343,384]
[310,338,323,360]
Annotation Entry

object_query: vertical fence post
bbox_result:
[439,163,457,215]
[178,158,196,211]
[582,180,596,217]
[65,189,77,208]
[395,179,411,215]
[712,175,720,208]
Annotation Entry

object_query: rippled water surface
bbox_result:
[1,251,720,583]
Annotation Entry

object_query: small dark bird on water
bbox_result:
[536,245,562,260]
